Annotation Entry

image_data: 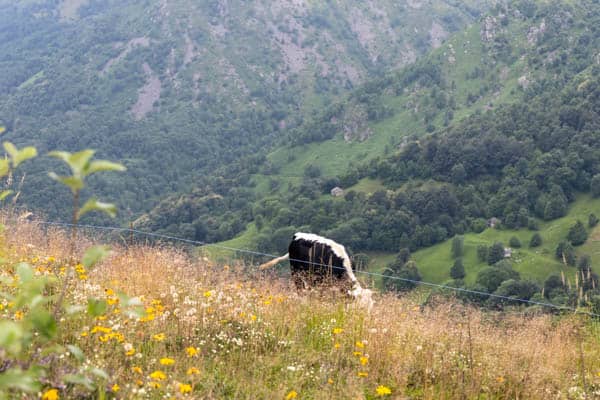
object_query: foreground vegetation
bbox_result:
[2,216,600,399]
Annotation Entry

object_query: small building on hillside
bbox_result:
[504,247,512,258]
[488,217,501,228]
[330,187,344,197]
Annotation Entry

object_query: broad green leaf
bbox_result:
[13,146,37,167]
[69,149,95,176]
[3,142,17,162]
[0,158,8,177]
[47,150,71,164]
[64,373,94,390]
[3,142,36,168]
[30,309,57,339]
[78,198,117,219]
[0,368,41,393]
[48,172,83,193]
[40,344,65,356]
[67,344,85,362]
[16,263,33,283]
[86,160,126,175]
[0,321,23,356]
[87,297,107,317]
[29,294,47,309]
[0,190,12,201]
[82,245,110,270]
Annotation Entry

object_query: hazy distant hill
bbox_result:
[0,0,488,221]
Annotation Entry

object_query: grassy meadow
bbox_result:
[2,215,600,399]
[358,194,600,288]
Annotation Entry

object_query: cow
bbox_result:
[259,232,373,309]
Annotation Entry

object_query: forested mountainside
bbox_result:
[136,0,600,252]
[0,0,488,222]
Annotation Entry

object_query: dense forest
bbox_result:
[0,0,488,222]
[138,1,600,248]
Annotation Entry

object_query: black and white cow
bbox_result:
[259,232,373,309]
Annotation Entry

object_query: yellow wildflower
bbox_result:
[125,348,135,356]
[91,326,111,334]
[187,367,200,375]
[203,290,212,298]
[149,370,167,381]
[132,366,143,374]
[105,288,115,296]
[332,328,343,335]
[334,343,341,349]
[14,310,24,320]
[327,378,334,384]
[139,313,155,322]
[107,297,119,305]
[111,384,120,392]
[358,371,368,378]
[42,389,59,400]
[360,356,369,365]
[152,333,166,341]
[376,385,392,396]
[497,376,505,383]
[159,357,175,366]
[285,390,298,400]
[355,341,365,348]
[185,347,198,357]
[179,383,193,394]
[353,351,362,356]
[149,382,161,389]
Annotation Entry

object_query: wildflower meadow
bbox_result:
[2,217,600,399]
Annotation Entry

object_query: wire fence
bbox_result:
[29,219,600,318]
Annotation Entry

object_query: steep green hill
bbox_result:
[139,0,600,257]
[0,0,489,222]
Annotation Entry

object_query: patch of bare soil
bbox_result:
[429,21,448,49]
[58,0,89,21]
[131,63,162,121]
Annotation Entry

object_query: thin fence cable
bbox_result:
[33,219,600,318]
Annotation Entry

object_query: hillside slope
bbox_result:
[0,0,489,222]
[138,0,600,251]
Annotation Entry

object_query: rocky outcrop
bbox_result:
[480,15,498,42]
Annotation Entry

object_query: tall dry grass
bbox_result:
[2,215,600,399]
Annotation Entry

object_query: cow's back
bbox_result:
[288,238,347,279]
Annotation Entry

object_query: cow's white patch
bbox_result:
[293,232,359,284]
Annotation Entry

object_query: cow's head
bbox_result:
[349,285,374,311]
